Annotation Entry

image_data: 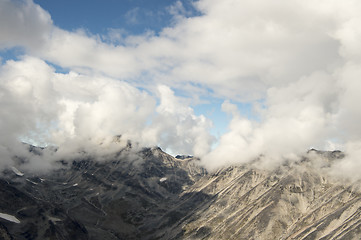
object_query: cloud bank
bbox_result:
[0,55,212,170]
[1,0,361,176]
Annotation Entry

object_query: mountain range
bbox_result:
[0,144,361,240]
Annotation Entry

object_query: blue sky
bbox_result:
[34,0,199,35]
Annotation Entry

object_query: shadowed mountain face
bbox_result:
[0,146,209,240]
[0,147,361,239]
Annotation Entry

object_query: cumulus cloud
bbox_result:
[2,0,361,177]
[4,0,344,99]
[146,85,214,156]
[202,72,338,170]
[0,56,213,170]
[0,0,52,50]
[32,0,344,100]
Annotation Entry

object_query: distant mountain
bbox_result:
[0,145,360,239]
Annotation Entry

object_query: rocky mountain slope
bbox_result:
[0,146,361,239]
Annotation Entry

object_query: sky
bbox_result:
[2,0,361,175]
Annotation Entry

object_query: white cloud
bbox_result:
[0,56,213,170]
[0,0,355,99]
[20,0,347,103]
[203,70,343,170]
[147,85,214,156]
[2,0,361,176]
[0,56,58,145]
[0,0,52,50]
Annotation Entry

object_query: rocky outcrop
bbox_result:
[176,157,361,240]
[0,146,207,239]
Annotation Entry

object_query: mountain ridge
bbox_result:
[0,145,360,239]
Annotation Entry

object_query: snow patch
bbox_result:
[26,179,38,185]
[0,213,20,223]
[160,177,167,182]
[11,167,24,176]
[48,216,62,222]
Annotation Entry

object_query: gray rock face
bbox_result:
[0,147,360,240]
[0,146,207,240]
